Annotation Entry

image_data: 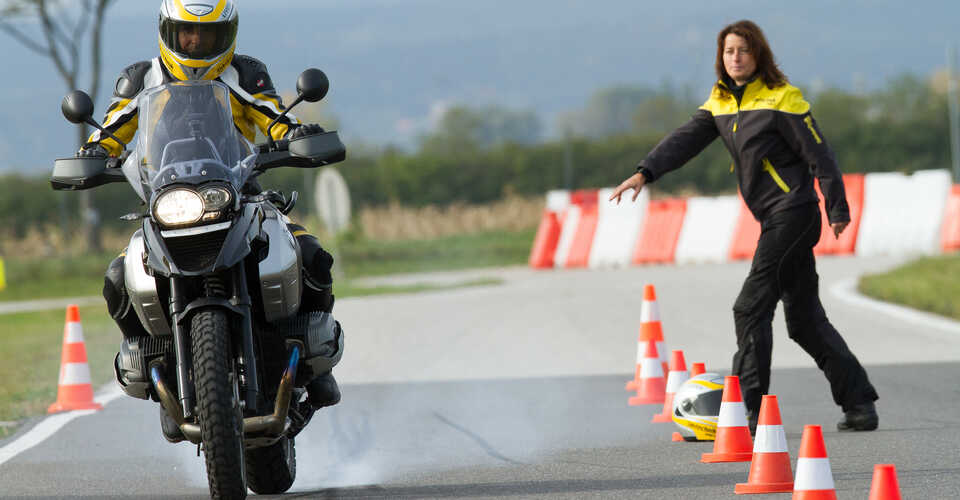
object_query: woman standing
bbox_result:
[609,20,878,432]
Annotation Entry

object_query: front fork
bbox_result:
[166,265,260,421]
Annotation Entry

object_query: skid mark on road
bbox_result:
[432,411,524,465]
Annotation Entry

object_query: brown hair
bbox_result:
[714,20,787,96]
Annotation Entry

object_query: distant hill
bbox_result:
[2,0,959,174]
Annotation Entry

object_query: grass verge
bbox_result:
[0,306,116,439]
[857,254,960,320]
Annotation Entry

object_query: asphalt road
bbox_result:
[1,255,958,499]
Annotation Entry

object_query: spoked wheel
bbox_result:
[245,436,296,494]
[192,309,247,499]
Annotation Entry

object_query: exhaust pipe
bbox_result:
[151,344,301,443]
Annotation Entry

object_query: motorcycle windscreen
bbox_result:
[135,80,253,192]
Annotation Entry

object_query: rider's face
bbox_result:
[178,24,217,57]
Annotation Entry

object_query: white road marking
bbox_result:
[0,385,123,467]
[830,278,960,337]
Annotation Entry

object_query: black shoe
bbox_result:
[159,407,185,443]
[306,371,341,409]
[746,409,758,437]
[837,402,878,431]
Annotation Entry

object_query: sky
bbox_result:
[2,0,960,173]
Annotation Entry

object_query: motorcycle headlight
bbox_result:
[154,188,204,226]
[200,186,232,211]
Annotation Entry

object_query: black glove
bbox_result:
[77,143,108,159]
[288,124,325,140]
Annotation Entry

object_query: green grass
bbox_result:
[0,306,117,439]
[0,252,118,301]
[0,229,534,302]
[858,254,960,320]
[337,229,536,277]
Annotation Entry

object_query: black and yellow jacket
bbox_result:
[637,76,849,224]
[85,54,301,155]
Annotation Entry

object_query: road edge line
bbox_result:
[0,385,123,467]
[830,278,960,337]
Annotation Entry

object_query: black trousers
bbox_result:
[732,203,878,413]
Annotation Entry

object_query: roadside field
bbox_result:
[858,253,960,320]
[0,306,116,439]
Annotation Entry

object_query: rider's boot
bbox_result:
[306,371,341,408]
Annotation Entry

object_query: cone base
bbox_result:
[625,380,638,391]
[791,490,837,500]
[701,451,753,463]
[628,395,665,405]
[671,432,684,442]
[651,412,672,423]
[734,481,793,494]
[48,401,102,414]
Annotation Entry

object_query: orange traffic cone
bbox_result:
[625,284,668,391]
[690,362,706,377]
[735,395,793,494]
[868,464,901,500]
[793,425,836,500]
[628,339,666,405]
[652,350,689,422]
[48,305,103,414]
[701,375,753,462]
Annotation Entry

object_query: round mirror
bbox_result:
[296,68,329,103]
[61,90,94,124]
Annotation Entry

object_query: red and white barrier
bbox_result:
[633,198,686,265]
[857,170,952,257]
[942,185,960,252]
[589,188,649,268]
[541,169,958,270]
[674,196,740,265]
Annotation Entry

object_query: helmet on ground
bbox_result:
[159,0,238,81]
[672,372,724,442]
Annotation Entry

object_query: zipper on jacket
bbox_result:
[762,158,791,193]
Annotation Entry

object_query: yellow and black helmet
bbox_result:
[158,0,238,81]
[672,372,725,442]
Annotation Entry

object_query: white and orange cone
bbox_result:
[735,395,793,494]
[868,464,902,500]
[48,305,103,414]
[701,375,753,462]
[793,425,836,500]
[690,362,706,377]
[652,350,688,423]
[628,339,666,405]
[625,284,668,391]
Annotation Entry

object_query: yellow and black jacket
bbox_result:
[85,54,300,155]
[637,77,849,224]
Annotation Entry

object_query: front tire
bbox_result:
[192,309,247,499]
[245,437,296,494]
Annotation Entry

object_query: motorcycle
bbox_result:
[52,69,345,499]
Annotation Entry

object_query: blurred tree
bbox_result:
[0,0,117,252]
[420,105,542,155]
[556,86,654,138]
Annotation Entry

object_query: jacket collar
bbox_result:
[718,74,763,105]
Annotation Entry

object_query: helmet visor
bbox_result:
[160,18,237,60]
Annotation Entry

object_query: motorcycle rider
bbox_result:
[81,0,342,440]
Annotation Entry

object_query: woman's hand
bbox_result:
[609,172,647,204]
[831,221,849,239]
